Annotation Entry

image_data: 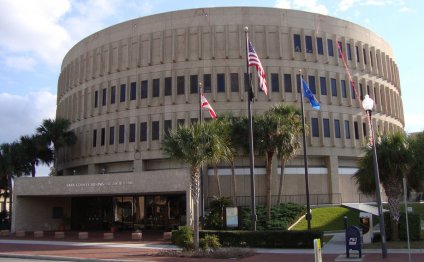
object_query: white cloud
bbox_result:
[3,56,37,71]
[275,0,329,15]
[0,91,56,143]
[337,0,410,12]
[405,114,424,134]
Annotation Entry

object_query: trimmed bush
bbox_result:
[171,226,194,250]
[384,211,421,241]
[241,203,305,230]
[199,234,221,251]
[200,230,323,249]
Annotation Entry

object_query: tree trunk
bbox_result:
[190,166,200,250]
[7,175,12,225]
[214,165,221,197]
[387,195,401,241]
[231,160,236,204]
[265,151,274,221]
[31,161,36,177]
[277,159,286,204]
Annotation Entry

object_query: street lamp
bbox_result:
[362,94,388,259]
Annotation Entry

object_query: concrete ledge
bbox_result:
[54,232,65,239]
[163,231,172,240]
[131,232,142,240]
[33,231,43,238]
[103,232,114,240]
[0,230,10,236]
[78,232,88,239]
[16,231,25,237]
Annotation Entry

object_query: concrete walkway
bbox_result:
[1,232,424,261]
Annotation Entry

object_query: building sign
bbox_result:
[66,181,134,188]
[226,207,238,228]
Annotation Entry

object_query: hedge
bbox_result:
[200,230,323,249]
[384,211,421,241]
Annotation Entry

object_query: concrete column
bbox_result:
[327,155,340,204]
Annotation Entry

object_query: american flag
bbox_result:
[248,41,268,95]
[201,94,217,119]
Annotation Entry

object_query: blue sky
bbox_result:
[0,0,422,175]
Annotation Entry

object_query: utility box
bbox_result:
[345,226,362,258]
[359,212,373,244]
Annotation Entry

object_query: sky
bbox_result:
[0,0,422,176]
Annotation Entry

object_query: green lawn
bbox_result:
[291,206,360,231]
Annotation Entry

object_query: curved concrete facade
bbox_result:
[56,7,404,204]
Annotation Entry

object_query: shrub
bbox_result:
[241,203,305,230]
[204,196,233,230]
[199,234,221,251]
[200,230,323,248]
[384,211,421,241]
[171,226,194,250]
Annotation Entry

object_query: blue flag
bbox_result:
[301,77,320,110]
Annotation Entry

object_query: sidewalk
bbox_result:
[0,231,423,261]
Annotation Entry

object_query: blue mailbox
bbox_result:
[345,225,362,258]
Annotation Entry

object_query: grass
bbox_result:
[291,206,360,231]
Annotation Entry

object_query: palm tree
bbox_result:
[267,105,303,204]
[408,131,424,192]
[209,115,236,197]
[36,118,76,175]
[162,122,229,249]
[19,135,53,177]
[354,132,415,240]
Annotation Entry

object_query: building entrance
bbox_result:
[70,194,186,231]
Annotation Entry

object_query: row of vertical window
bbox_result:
[92,72,386,108]
[310,118,366,140]
[293,34,374,66]
[92,117,369,148]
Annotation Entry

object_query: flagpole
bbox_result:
[245,26,257,231]
[198,82,205,228]
[299,70,312,230]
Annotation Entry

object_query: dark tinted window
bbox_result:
[354,121,359,140]
[341,80,347,98]
[164,120,172,136]
[334,119,341,138]
[331,78,337,97]
[119,125,125,144]
[102,88,107,106]
[140,122,147,142]
[92,129,97,147]
[204,74,211,93]
[317,37,323,55]
[363,48,367,65]
[109,126,115,145]
[230,73,239,92]
[355,46,360,62]
[120,84,126,102]
[111,86,116,104]
[271,73,279,92]
[284,74,292,93]
[294,34,301,52]
[308,75,316,94]
[152,78,160,97]
[177,76,185,95]
[345,120,351,139]
[327,39,334,56]
[152,121,159,140]
[217,74,225,93]
[101,128,105,146]
[190,75,198,94]
[177,119,185,126]
[337,41,343,58]
[129,123,135,142]
[140,80,148,99]
[347,43,352,60]
[320,77,327,95]
[305,35,313,53]
[311,117,319,137]
[164,77,172,96]
[130,82,136,100]
[94,90,98,108]
[323,118,330,138]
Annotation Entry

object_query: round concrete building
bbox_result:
[12,7,404,232]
